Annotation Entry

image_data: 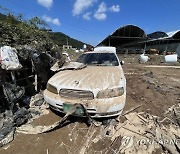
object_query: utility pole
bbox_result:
[66,37,69,46]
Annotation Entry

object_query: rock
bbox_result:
[33,98,44,106]
[13,107,32,127]
[144,71,154,78]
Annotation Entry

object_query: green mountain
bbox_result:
[0,12,6,20]
[50,32,89,49]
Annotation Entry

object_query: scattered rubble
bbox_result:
[73,104,180,154]
[0,44,61,147]
[0,92,49,147]
[112,111,180,154]
[0,42,85,147]
[1,102,179,154]
[26,104,179,154]
[145,49,159,55]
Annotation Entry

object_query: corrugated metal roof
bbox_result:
[167,30,180,37]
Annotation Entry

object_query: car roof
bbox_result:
[85,46,116,54]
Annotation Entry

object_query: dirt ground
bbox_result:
[0,54,180,154]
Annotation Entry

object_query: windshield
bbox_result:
[76,53,119,66]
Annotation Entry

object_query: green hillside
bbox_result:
[50,32,88,49]
[0,12,91,49]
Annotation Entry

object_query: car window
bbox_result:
[76,53,119,66]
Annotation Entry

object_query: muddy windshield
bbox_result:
[76,53,119,66]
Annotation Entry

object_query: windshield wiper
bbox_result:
[88,64,107,66]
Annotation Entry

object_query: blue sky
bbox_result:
[0,0,179,46]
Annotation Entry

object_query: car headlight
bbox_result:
[47,83,58,94]
[97,87,124,98]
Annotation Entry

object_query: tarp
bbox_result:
[164,54,177,63]
[0,46,22,70]
[139,54,148,63]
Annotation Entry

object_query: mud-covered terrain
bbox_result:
[0,55,180,154]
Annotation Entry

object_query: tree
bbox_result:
[28,17,50,29]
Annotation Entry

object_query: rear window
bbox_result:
[76,53,119,66]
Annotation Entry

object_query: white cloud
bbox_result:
[42,15,61,26]
[42,15,52,22]
[73,0,97,16]
[37,0,53,9]
[96,2,107,13]
[52,18,60,25]
[83,12,92,20]
[109,5,120,12]
[94,12,106,20]
[94,2,107,21]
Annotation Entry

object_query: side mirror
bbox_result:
[120,60,124,65]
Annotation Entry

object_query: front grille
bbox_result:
[59,89,94,100]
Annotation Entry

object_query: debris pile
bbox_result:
[71,105,180,154]
[0,45,58,106]
[4,103,179,154]
[17,103,92,135]
[165,104,180,126]
[145,49,159,55]
[111,111,180,154]
[0,45,60,147]
[0,93,49,147]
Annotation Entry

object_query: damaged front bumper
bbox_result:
[44,89,126,118]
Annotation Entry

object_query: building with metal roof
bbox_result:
[97,25,180,57]
[97,25,146,47]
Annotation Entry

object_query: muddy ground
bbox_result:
[0,55,180,154]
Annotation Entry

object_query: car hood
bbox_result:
[48,66,125,96]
